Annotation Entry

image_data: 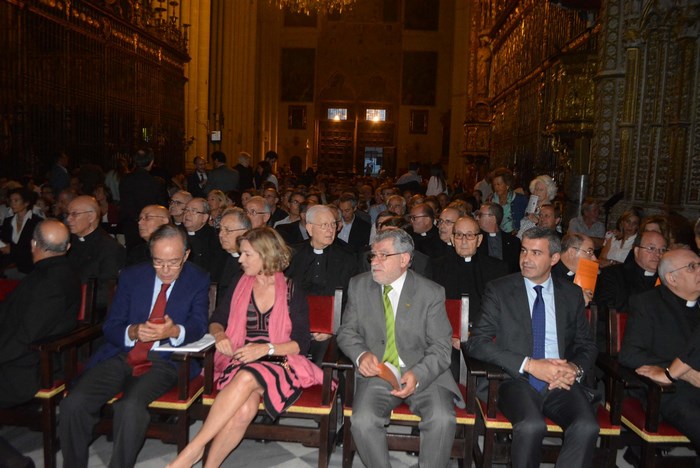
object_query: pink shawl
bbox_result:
[213,272,324,389]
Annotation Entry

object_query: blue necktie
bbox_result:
[529,285,547,391]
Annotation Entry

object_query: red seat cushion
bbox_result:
[0,279,20,302]
[621,397,689,442]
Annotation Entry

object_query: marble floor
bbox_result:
[1,418,668,468]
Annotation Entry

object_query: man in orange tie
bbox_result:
[59,224,209,468]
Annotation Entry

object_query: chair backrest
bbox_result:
[77,278,97,324]
[445,294,470,342]
[0,278,20,302]
[208,283,218,319]
[607,309,628,357]
[445,294,469,385]
[307,288,343,334]
[585,303,598,341]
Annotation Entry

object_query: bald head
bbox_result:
[66,195,100,237]
[138,205,170,241]
[658,249,700,301]
[32,220,71,262]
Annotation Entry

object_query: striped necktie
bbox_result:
[381,285,400,368]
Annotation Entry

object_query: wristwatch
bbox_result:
[574,364,585,382]
[267,343,275,356]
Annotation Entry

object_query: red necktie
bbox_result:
[127,283,170,376]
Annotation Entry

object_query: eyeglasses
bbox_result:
[220,226,247,235]
[637,245,669,256]
[437,218,456,226]
[669,262,700,274]
[66,210,94,218]
[310,222,337,231]
[139,215,169,222]
[453,232,480,241]
[408,215,430,222]
[367,252,404,263]
[245,209,269,216]
[169,199,186,206]
[183,208,207,215]
[152,257,185,269]
[475,212,494,218]
[573,247,595,257]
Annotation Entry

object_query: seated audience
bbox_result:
[126,205,170,266]
[567,198,606,249]
[594,230,667,312]
[620,249,700,457]
[0,220,81,407]
[214,207,251,297]
[488,168,527,234]
[0,188,42,278]
[468,227,599,468]
[476,201,521,273]
[60,225,209,468]
[168,228,322,467]
[337,228,463,468]
[598,207,642,267]
[182,197,221,275]
[168,190,192,226]
[65,195,125,311]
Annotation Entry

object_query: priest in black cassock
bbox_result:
[182,197,222,276]
[213,208,250,301]
[432,216,509,327]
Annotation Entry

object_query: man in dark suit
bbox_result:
[185,156,208,198]
[337,193,371,252]
[337,228,464,468]
[595,230,667,312]
[182,197,222,275]
[59,224,209,468]
[477,201,521,273]
[408,203,450,258]
[205,150,239,194]
[285,204,357,362]
[432,216,508,326]
[119,148,168,249]
[233,151,254,191]
[65,195,125,311]
[126,205,170,266]
[276,201,310,245]
[619,249,700,455]
[0,220,81,407]
[263,187,289,227]
[168,190,193,226]
[468,227,599,468]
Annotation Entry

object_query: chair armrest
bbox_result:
[466,355,506,379]
[30,324,103,353]
[320,336,340,367]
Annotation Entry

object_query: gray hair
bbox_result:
[372,228,414,259]
[657,255,673,286]
[190,197,210,215]
[561,233,587,251]
[529,175,557,202]
[245,195,272,214]
[221,207,252,230]
[149,224,189,255]
[522,227,561,255]
[306,204,333,224]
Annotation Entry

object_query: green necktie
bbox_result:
[381,285,400,368]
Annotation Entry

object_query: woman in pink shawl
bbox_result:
[169,227,323,467]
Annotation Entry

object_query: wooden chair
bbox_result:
[597,309,694,468]
[0,278,100,468]
[469,304,621,468]
[340,295,476,468]
[93,283,219,453]
[192,287,342,468]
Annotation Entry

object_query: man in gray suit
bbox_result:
[468,227,599,468]
[337,229,463,468]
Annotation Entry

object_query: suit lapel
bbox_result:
[510,277,533,349]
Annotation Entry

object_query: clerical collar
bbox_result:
[567,270,575,276]
[489,232,497,237]
[313,248,324,255]
[644,270,655,277]
[447,242,453,246]
[188,231,195,236]
[463,256,472,263]
[420,232,427,237]
[231,252,240,258]
[687,300,697,307]
[79,237,85,242]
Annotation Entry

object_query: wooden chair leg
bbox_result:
[41,398,58,468]
[342,418,354,468]
[481,428,496,468]
[641,442,656,468]
[176,411,190,453]
[318,414,330,468]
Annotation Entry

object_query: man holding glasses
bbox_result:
[60,224,209,468]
